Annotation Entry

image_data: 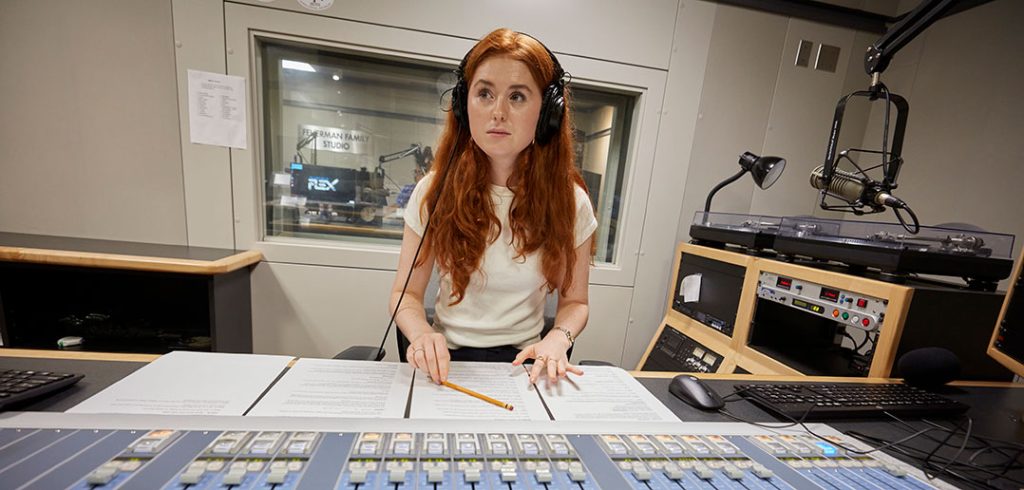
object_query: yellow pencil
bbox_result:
[441,380,514,411]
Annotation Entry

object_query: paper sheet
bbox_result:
[188,69,247,149]
[682,273,702,303]
[537,365,680,422]
[68,351,292,416]
[247,359,413,418]
[409,362,549,421]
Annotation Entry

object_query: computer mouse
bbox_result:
[669,374,725,411]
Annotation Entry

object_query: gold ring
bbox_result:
[413,347,425,354]
[535,355,547,363]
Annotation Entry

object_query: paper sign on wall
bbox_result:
[188,70,247,149]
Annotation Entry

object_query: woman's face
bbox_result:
[467,55,543,167]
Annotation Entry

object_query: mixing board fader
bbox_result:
[0,414,957,490]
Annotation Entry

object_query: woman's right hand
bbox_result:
[407,331,450,384]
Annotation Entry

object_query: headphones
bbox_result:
[450,32,566,145]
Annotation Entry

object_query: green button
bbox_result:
[841,312,850,320]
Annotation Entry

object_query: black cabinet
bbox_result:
[0,233,260,354]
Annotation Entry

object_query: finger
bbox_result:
[547,357,558,384]
[412,348,426,372]
[406,347,418,370]
[566,363,584,376]
[557,359,567,379]
[529,359,545,384]
[434,336,450,383]
[512,346,534,366]
[423,344,441,384]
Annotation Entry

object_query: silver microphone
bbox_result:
[810,165,901,208]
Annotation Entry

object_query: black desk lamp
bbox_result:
[703,152,786,214]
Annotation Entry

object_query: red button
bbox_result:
[862,318,870,327]
[856,298,868,308]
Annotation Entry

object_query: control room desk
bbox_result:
[0,233,262,354]
[2,350,1023,488]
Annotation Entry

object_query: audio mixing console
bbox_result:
[0,413,955,489]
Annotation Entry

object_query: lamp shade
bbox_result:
[739,152,786,189]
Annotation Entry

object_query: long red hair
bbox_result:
[418,29,589,305]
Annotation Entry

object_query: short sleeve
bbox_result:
[402,172,435,237]
[573,184,598,247]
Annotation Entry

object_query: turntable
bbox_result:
[689,211,781,251]
[773,216,1015,289]
[689,212,1015,290]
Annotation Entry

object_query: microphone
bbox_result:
[809,164,903,209]
[896,347,961,388]
[379,144,421,164]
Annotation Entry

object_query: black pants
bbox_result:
[449,345,520,363]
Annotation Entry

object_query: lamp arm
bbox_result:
[704,168,749,214]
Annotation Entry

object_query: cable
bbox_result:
[727,385,1024,488]
[375,126,463,360]
[893,199,920,234]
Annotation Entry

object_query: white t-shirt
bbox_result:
[403,172,598,349]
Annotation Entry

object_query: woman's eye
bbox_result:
[510,92,526,103]
[476,89,492,99]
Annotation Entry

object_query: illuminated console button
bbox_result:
[569,462,587,481]
[120,460,142,472]
[267,467,288,485]
[841,312,849,320]
[862,318,871,327]
[752,463,774,479]
[857,298,868,308]
[222,467,247,486]
[884,464,907,477]
[723,465,744,480]
[86,467,118,485]
[349,469,368,484]
[179,462,207,485]
[832,309,840,318]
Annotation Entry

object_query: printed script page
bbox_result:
[68,351,293,416]
[247,359,413,418]
[537,365,681,422]
[408,362,549,421]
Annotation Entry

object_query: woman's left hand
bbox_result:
[513,333,584,384]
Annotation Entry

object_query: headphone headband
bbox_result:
[451,32,567,145]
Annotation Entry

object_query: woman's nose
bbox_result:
[491,100,507,120]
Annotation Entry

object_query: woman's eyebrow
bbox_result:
[471,79,534,93]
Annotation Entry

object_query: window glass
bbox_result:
[259,39,634,264]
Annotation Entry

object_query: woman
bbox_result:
[390,29,597,386]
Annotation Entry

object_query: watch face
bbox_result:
[296,0,333,11]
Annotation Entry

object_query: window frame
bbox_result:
[225,3,667,287]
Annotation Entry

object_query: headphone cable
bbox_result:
[376,126,462,360]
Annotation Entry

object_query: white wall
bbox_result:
[858,0,1024,250]
[0,0,186,244]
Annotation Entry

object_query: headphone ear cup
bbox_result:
[451,77,468,129]
[535,81,565,145]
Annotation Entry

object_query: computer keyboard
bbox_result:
[734,383,969,421]
[0,369,84,410]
